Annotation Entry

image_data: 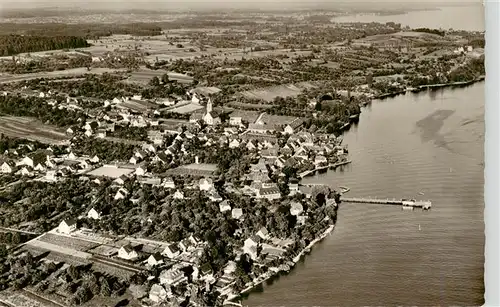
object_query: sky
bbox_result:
[0,0,483,11]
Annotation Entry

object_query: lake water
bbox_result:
[331,5,485,32]
[245,83,485,306]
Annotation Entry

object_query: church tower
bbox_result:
[206,98,212,114]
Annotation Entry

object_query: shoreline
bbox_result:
[373,77,485,101]
[226,224,336,305]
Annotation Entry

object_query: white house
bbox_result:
[159,269,186,286]
[314,155,328,166]
[229,116,242,126]
[149,284,167,303]
[1,162,15,173]
[257,186,281,201]
[45,170,57,181]
[219,200,232,213]
[209,190,223,202]
[90,155,100,163]
[115,188,129,200]
[162,177,175,189]
[118,244,138,260]
[135,165,147,176]
[87,207,101,220]
[173,190,184,200]
[199,178,214,191]
[129,156,141,165]
[231,208,243,220]
[228,139,240,149]
[290,202,304,216]
[58,219,77,234]
[163,243,181,258]
[34,163,46,172]
[243,236,261,260]
[256,227,269,240]
[147,252,164,266]
[18,156,34,168]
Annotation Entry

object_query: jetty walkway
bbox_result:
[340,197,432,210]
[298,160,352,179]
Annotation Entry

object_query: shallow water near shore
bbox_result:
[245,82,485,306]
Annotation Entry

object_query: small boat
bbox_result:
[418,224,421,231]
[339,186,351,194]
[418,191,425,196]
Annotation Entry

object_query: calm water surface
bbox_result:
[331,5,485,31]
[245,83,485,306]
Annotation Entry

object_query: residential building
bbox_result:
[199,178,214,191]
[290,202,304,216]
[229,116,242,126]
[115,188,129,200]
[284,118,304,134]
[87,207,101,220]
[159,268,186,286]
[231,208,243,220]
[173,190,184,200]
[219,200,232,213]
[149,284,167,303]
[163,243,181,258]
[256,227,269,240]
[162,177,175,189]
[58,219,77,234]
[1,161,15,173]
[147,252,164,266]
[257,186,281,200]
[118,244,138,260]
[243,236,261,260]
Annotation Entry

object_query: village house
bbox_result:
[147,252,164,266]
[199,178,214,191]
[219,200,232,213]
[257,185,281,201]
[114,174,128,185]
[284,118,305,134]
[290,202,304,216]
[159,268,187,286]
[58,219,77,234]
[1,161,15,173]
[229,115,242,126]
[90,155,100,164]
[228,139,240,149]
[231,208,243,220]
[115,188,129,200]
[149,284,168,303]
[288,179,299,195]
[256,227,269,240]
[173,190,184,200]
[163,243,181,258]
[209,190,223,202]
[118,244,138,260]
[314,155,328,166]
[87,207,101,220]
[16,166,33,177]
[243,236,261,260]
[162,177,175,189]
[135,164,147,176]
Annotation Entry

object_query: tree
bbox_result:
[67,265,79,281]
[149,76,160,87]
[161,73,170,84]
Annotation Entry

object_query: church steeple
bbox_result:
[206,98,212,114]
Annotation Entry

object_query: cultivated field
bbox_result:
[241,82,319,102]
[167,102,204,114]
[0,116,69,145]
[38,233,100,252]
[259,114,302,125]
[0,68,125,84]
[125,68,193,85]
[0,289,48,307]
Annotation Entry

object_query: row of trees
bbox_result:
[0,35,89,56]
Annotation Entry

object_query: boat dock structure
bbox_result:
[340,197,432,210]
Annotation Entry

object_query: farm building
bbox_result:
[58,218,77,234]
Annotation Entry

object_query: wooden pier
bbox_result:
[340,197,432,210]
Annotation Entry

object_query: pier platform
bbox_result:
[340,197,431,210]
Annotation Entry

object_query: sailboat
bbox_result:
[418,224,421,231]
